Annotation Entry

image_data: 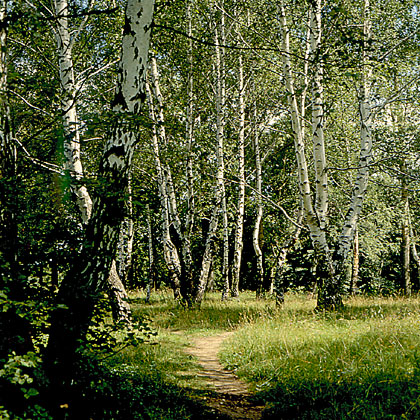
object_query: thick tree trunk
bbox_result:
[231,54,246,298]
[54,0,131,322]
[45,0,154,389]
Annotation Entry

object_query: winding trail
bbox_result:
[185,332,265,420]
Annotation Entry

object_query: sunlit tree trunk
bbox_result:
[46,0,155,387]
[335,0,373,281]
[54,0,92,222]
[278,1,335,309]
[211,7,230,302]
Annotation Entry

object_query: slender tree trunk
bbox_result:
[45,0,155,389]
[278,1,336,309]
[401,161,411,296]
[349,226,359,295]
[146,79,182,299]
[231,54,246,299]
[253,102,264,298]
[212,8,230,302]
[335,0,373,280]
[54,0,92,223]
[145,203,154,303]
[117,173,134,284]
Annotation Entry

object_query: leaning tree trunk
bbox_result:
[54,0,131,323]
[45,0,155,389]
[231,54,246,298]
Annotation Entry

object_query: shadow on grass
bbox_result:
[259,374,420,419]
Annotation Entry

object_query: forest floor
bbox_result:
[183,331,265,420]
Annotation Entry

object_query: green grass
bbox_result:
[218,295,420,419]
[92,290,420,419]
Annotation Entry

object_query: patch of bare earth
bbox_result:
[185,332,265,420]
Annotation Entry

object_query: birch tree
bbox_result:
[46,0,155,385]
[53,0,131,322]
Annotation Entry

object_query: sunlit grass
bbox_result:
[218,294,420,419]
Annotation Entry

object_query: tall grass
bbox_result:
[219,295,420,419]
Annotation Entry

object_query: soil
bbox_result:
[184,332,265,420]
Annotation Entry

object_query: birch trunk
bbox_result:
[212,8,230,302]
[335,0,373,271]
[195,13,228,303]
[146,79,182,299]
[401,161,411,295]
[349,226,359,295]
[54,0,92,223]
[145,203,154,303]
[278,1,335,307]
[253,102,264,298]
[46,0,155,386]
[310,0,328,230]
[54,0,131,322]
[231,54,246,298]
[117,173,134,284]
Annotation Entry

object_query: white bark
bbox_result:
[336,0,373,263]
[145,203,154,302]
[212,9,229,301]
[146,80,182,298]
[310,1,328,230]
[231,53,246,298]
[253,101,264,297]
[278,1,331,267]
[54,0,92,223]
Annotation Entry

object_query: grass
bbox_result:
[90,290,420,419]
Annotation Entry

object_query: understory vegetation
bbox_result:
[79,291,420,419]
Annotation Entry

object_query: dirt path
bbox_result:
[185,332,265,420]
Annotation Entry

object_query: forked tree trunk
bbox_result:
[45,0,154,388]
